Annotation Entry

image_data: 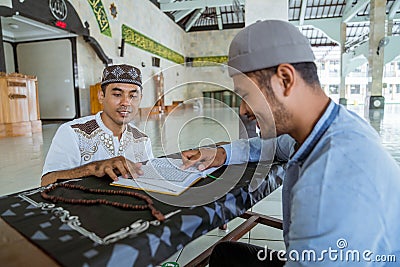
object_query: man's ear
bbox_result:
[98,88,105,104]
[276,64,295,97]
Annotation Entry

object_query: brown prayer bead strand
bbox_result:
[40,183,165,221]
[149,204,165,221]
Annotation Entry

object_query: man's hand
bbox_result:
[41,156,143,186]
[89,156,143,181]
[181,147,227,171]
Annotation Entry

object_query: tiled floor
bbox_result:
[0,103,399,266]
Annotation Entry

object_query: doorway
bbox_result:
[1,15,79,119]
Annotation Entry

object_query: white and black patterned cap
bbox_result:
[101,64,142,88]
[228,20,315,76]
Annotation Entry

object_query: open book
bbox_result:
[111,158,220,196]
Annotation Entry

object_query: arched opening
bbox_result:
[0,0,111,119]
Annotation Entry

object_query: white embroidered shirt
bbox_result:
[42,112,154,176]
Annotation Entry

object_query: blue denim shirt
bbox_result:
[223,100,400,266]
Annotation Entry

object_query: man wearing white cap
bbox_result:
[42,64,153,186]
[182,20,400,266]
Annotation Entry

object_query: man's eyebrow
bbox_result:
[110,88,139,93]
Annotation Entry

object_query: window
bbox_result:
[152,57,160,67]
[396,84,400,93]
[384,84,392,94]
[330,60,340,65]
[385,63,395,72]
[350,85,360,94]
[329,60,339,73]
[329,85,339,94]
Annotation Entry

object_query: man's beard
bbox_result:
[260,98,291,139]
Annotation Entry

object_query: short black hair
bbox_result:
[291,62,321,87]
[101,84,107,94]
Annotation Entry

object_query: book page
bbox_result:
[111,158,220,195]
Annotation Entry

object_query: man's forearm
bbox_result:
[41,163,95,186]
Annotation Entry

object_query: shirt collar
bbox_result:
[290,99,340,165]
[95,111,129,137]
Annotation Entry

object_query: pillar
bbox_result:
[387,18,394,101]
[339,22,347,105]
[387,20,393,36]
[0,20,6,72]
[366,0,386,109]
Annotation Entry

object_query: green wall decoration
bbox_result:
[87,0,112,37]
[192,56,228,67]
[122,24,184,64]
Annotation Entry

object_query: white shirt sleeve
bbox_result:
[42,124,81,176]
[145,137,154,160]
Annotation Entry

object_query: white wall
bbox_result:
[70,0,187,111]
[76,36,104,116]
[69,0,240,111]
[3,1,243,115]
[17,39,75,119]
[185,29,240,57]
[184,29,239,98]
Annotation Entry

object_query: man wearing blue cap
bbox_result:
[41,64,153,186]
[182,20,400,266]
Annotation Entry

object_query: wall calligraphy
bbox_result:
[87,0,112,37]
[192,56,229,67]
[122,24,184,64]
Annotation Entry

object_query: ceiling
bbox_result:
[2,1,399,61]
[151,0,245,32]
[151,0,400,59]
[1,15,76,43]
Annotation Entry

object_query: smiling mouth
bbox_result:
[118,110,131,116]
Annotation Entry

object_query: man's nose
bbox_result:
[120,95,131,106]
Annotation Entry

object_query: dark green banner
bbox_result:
[87,0,112,37]
[122,24,184,64]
